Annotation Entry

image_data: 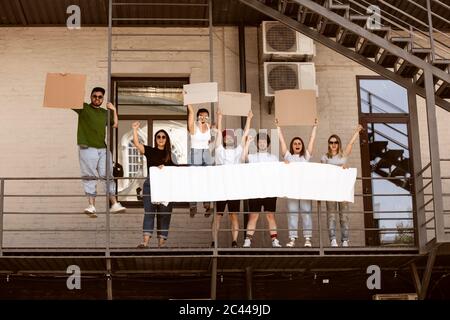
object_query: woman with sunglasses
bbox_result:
[212,108,253,248]
[187,104,213,218]
[132,121,177,248]
[276,118,318,248]
[321,124,363,247]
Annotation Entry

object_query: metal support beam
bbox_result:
[419,246,438,300]
[0,179,4,256]
[237,0,450,112]
[106,258,113,300]
[424,70,445,243]
[245,266,253,300]
[210,257,217,300]
[425,0,436,62]
[408,87,427,254]
[13,0,28,26]
[317,201,324,255]
[106,0,113,257]
[409,262,422,295]
[209,0,215,124]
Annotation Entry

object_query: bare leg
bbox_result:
[229,213,239,242]
[245,213,259,237]
[266,212,278,236]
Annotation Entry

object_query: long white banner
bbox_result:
[150,162,357,203]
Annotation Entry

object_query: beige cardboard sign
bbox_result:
[275,89,317,126]
[218,91,251,116]
[183,82,218,105]
[43,73,86,109]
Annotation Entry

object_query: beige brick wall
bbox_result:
[0,26,448,248]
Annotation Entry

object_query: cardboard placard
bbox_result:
[275,89,317,126]
[218,91,252,116]
[43,73,86,109]
[183,82,218,105]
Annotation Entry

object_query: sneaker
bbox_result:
[330,239,338,247]
[231,241,238,248]
[286,238,296,248]
[272,238,282,248]
[84,205,97,218]
[137,243,148,249]
[342,240,349,247]
[243,238,252,248]
[189,207,197,218]
[110,202,126,214]
[204,207,212,218]
[304,238,312,248]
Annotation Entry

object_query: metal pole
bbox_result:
[106,258,113,300]
[419,246,438,300]
[0,179,4,256]
[210,257,217,300]
[425,0,436,62]
[317,201,324,255]
[424,69,445,242]
[208,0,215,123]
[106,0,113,256]
[245,266,253,300]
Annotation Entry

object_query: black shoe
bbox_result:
[189,207,197,218]
[231,241,238,248]
[210,241,215,248]
[204,206,212,218]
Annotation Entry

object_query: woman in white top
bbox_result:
[321,124,363,247]
[241,133,282,248]
[276,118,318,248]
[212,109,253,248]
[187,104,213,218]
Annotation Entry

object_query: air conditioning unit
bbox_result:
[373,293,418,300]
[262,21,315,59]
[263,62,318,97]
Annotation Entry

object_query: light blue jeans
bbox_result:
[189,148,213,209]
[287,199,312,239]
[79,147,115,197]
[326,201,349,242]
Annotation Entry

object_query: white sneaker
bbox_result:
[243,238,252,248]
[272,238,282,248]
[110,202,126,214]
[84,205,97,218]
[304,238,312,248]
[286,238,296,248]
[342,240,349,247]
[330,239,338,247]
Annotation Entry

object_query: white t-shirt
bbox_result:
[215,144,243,165]
[284,150,311,162]
[190,123,211,149]
[321,154,347,166]
[248,152,279,163]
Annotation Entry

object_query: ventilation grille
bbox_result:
[265,22,297,52]
[266,64,299,94]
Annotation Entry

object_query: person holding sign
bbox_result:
[187,104,213,218]
[132,122,177,248]
[276,118,318,248]
[212,109,253,248]
[241,133,282,248]
[321,124,363,247]
[72,87,126,217]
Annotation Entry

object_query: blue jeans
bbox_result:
[79,147,115,197]
[287,199,312,239]
[143,179,172,239]
[326,201,349,242]
[189,148,213,209]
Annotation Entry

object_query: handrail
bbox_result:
[360,87,408,114]
[370,128,409,150]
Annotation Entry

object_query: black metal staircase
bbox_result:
[238,0,450,111]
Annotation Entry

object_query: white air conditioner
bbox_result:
[373,293,418,300]
[263,62,318,97]
[262,21,315,59]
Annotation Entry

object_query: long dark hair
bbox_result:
[289,136,306,157]
[326,134,343,158]
[154,129,172,164]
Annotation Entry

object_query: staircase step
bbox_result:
[337,30,359,47]
[395,48,431,78]
[432,59,450,71]
[390,37,412,50]
[436,82,450,99]
[369,141,388,160]
[382,149,404,162]
[356,28,390,58]
[376,50,399,68]
[374,168,411,192]
[391,159,410,177]
[317,18,340,37]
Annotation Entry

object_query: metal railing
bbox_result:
[0,174,422,255]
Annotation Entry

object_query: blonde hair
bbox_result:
[326,134,343,158]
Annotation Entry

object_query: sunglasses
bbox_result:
[198,116,209,120]
[92,95,103,99]
[329,141,339,145]
[156,135,167,140]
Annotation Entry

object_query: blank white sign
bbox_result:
[183,82,218,105]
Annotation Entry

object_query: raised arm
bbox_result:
[132,121,145,155]
[107,102,119,129]
[275,119,288,157]
[240,110,254,146]
[187,104,195,135]
[307,118,318,156]
[344,124,363,157]
[215,109,223,147]
[241,135,254,163]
